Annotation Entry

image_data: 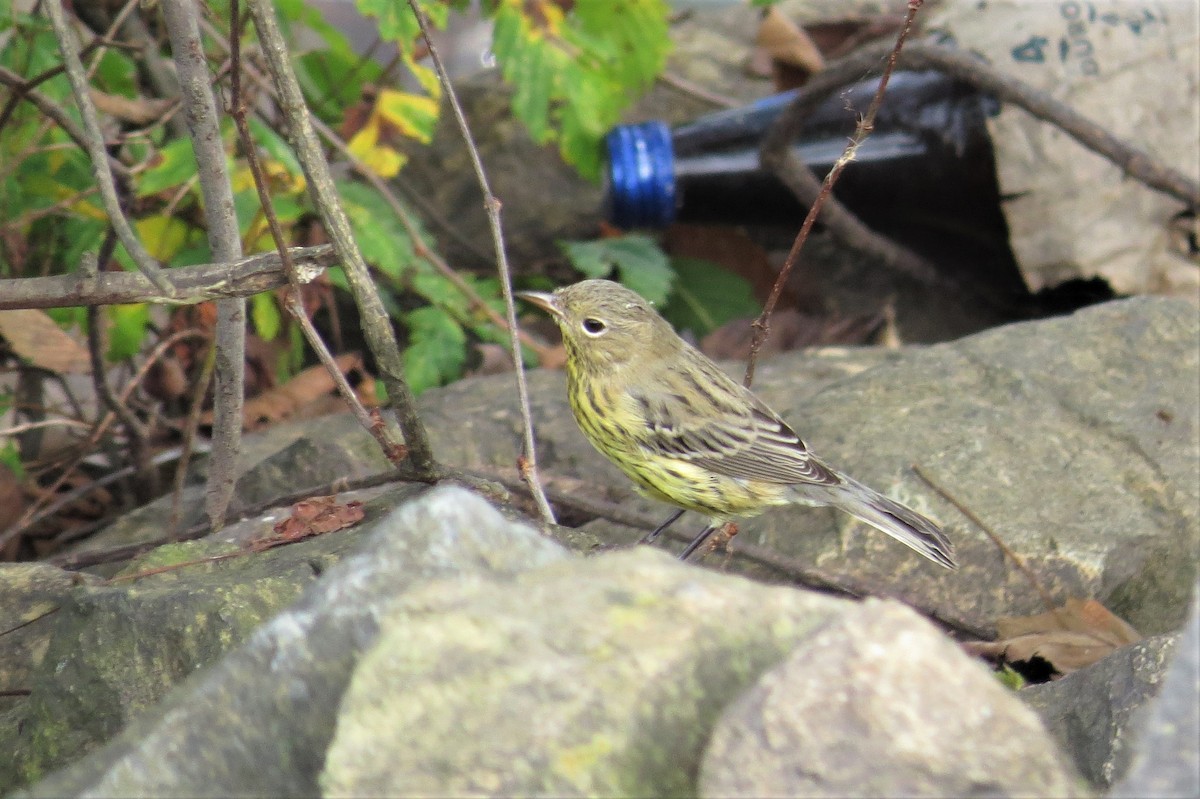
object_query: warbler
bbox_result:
[518,279,956,569]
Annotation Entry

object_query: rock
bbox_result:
[19,487,566,796]
[1110,586,1200,798]
[424,296,1199,637]
[1,533,345,789]
[319,549,847,797]
[698,599,1085,798]
[1020,634,1178,788]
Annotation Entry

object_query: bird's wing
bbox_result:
[627,353,841,487]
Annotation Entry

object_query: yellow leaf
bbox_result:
[135,215,190,262]
[374,89,439,144]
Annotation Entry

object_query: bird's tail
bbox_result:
[829,478,957,569]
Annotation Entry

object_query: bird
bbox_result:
[517,279,956,569]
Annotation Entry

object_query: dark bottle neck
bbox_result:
[604,71,1001,229]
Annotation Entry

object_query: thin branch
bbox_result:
[406,0,556,526]
[0,245,335,310]
[161,0,248,531]
[0,66,131,180]
[912,464,1057,613]
[86,302,157,499]
[188,16,544,359]
[228,0,407,466]
[894,41,1198,208]
[309,117,556,362]
[0,329,209,551]
[746,0,923,389]
[41,0,175,296]
[246,0,437,476]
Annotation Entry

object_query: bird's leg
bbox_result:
[639,508,685,545]
[679,521,738,561]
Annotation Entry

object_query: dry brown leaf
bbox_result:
[90,89,175,126]
[755,6,825,89]
[0,309,91,374]
[966,598,1142,680]
[270,496,365,542]
[209,352,363,431]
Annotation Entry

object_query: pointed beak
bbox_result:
[516,290,563,320]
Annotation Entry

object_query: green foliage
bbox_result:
[490,0,671,178]
[995,664,1027,691]
[559,234,674,305]
[660,257,761,337]
[403,306,467,395]
[561,237,760,338]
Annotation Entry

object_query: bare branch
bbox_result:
[748,0,925,388]
[0,245,335,310]
[246,0,437,476]
[161,0,247,530]
[42,0,176,296]
[407,0,556,526]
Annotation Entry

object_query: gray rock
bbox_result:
[742,297,1198,636]
[21,486,567,797]
[3,533,341,789]
[1021,634,1178,788]
[1110,587,1200,798]
[699,599,1086,798]
[320,548,849,797]
[425,297,1199,637]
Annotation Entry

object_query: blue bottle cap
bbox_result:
[604,121,676,228]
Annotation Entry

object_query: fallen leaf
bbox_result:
[755,5,825,88]
[0,310,91,374]
[269,496,365,542]
[964,598,1142,681]
[213,352,364,431]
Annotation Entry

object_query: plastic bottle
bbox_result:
[604,70,1004,230]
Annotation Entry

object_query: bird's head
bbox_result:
[518,279,677,372]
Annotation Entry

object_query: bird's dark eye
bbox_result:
[581,318,607,336]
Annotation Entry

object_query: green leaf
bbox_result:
[403,306,467,395]
[106,304,151,361]
[485,0,670,180]
[0,440,24,480]
[336,180,421,279]
[248,116,304,181]
[659,257,761,337]
[138,138,199,197]
[559,234,674,305]
[251,292,282,342]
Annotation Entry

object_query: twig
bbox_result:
[227,0,403,465]
[894,41,1198,208]
[169,343,216,537]
[911,463,1057,613]
[86,302,157,500]
[657,70,740,109]
[161,0,247,530]
[406,0,556,526]
[0,66,132,180]
[0,329,209,551]
[246,0,437,477]
[0,418,91,436]
[0,245,335,310]
[746,0,924,389]
[41,0,176,297]
[309,117,555,361]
